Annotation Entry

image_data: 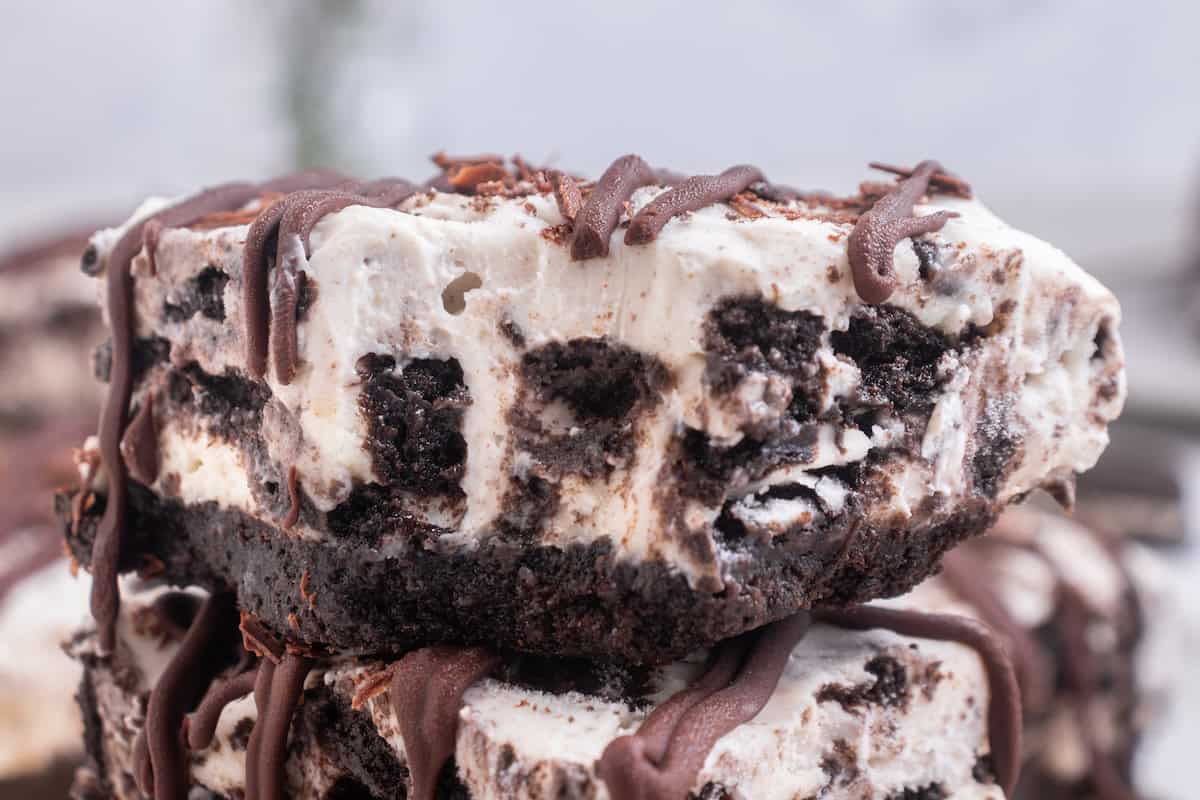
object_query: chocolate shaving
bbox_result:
[431,151,505,170]
[351,665,396,710]
[550,171,583,224]
[389,646,501,800]
[240,611,285,662]
[570,154,656,260]
[847,160,958,304]
[281,466,301,529]
[448,162,509,191]
[869,161,973,199]
[597,614,811,800]
[626,165,764,245]
[120,393,158,486]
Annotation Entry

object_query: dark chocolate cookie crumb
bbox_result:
[971,399,1018,497]
[359,357,470,496]
[831,306,951,413]
[817,654,909,710]
[162,265,230,323]
[885,783,947,800]
[704,296,825,392]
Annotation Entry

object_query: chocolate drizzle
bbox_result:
[941,547,1052,712]
[388,646,501,800]
[946,517,1144,800]
[281,466,301,529]
[242,177,417,384]
[847,160,959,304]
[597,613,811,800]
[132,592,237,800]
[245,653,312,800]
[570,155,656,260]
[93,182,263,652]
[186,666,258,750]
[814,605,1022,797]
[120,392,158,486]
[625,165,764,245]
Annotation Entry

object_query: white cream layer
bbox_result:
[97,181,1123,586]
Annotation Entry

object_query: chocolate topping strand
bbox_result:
[625,165,765,245]
[244,658,275,800]
[570,154,657,260]
[597,613,811,800]
[869,161,973,199]
[243,179,418,385]
[281,466,301,529]
[242,172,352,379]
[982,519,1143,800]
[93,181,262,652]
[186,667,259,750]
[846,160,958,304]
[246,654,312,800]
[133,593,237,800]
[941,547,1053,712]
[120,393,159,486]
[815,605,1022,796]
[389,646,502,800]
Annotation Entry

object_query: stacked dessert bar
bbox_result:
[59,154,1129,799]
[0,228,104,798]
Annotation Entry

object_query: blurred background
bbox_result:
[1,1,1198,797]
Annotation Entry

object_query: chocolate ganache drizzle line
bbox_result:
[132,592,237,800]
[389,646,502,800]
[955,518,1143,800]
[570,154,657,260]
[119,392,159,486]
[941,548,1053,712]
[186,666,259,750]
[815,606,1023,796]
[625,165,764,245]
[245,653,313,800]
[847,160,960,305]
[597,613,811,800]
[242,178,419,384]
[93,181,264,652]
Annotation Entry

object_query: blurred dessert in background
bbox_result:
[0,230,103,799]
[926,507,1176,800]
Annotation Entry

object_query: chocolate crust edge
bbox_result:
[59,485,993,665]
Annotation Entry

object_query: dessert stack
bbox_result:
[57,153,1134,799]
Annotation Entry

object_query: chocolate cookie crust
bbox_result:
[59,484,992,664]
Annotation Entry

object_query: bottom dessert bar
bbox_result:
[928,508,1169,800]
[70,578,1011,800]
[66,505,1170,800]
